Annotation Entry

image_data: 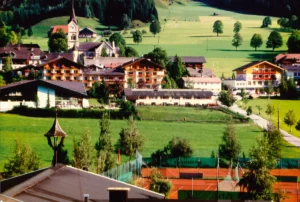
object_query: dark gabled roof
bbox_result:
[187,67,215,77]
[84,57,136,68]
[41,56,86,69]
[233,61,284,71]
[77,42,102,51]
[3,165,164,201]
[42,52,74,62]
[79,27,96,34]
[118,57,164,70]
[0,80,87,98]
[169,56,207,63]
[0,44,45,60]
[124,89,213,99]
[83,66,124,76]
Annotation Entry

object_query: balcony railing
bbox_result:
[253,77,273,80]
[252,71,276,74]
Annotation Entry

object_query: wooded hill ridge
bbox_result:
[207,0,300,17]
[0,0,158,28]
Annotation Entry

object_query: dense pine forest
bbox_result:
[0,0,158,28]
[207,0,300,17]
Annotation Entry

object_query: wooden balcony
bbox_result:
[252,71,276,74]
[253,77,273,80]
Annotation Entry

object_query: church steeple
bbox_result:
[68,0,78,25]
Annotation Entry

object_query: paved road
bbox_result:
[229,103,300,147]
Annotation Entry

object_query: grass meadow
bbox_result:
[237,98,300,138]
[22,0,291,77]
[1,110,300,172]
[123,0,290,77]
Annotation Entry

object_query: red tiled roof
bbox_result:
[233,61,284,71]
[275,53,300,63]
[0,44,44,60]
[51,25,68,33]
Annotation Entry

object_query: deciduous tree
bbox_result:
[28,26,33,37]
[219,118,241,166]
[287,30,300,53]
[266,31,283,51]
[149,20,161,36]
[233,21,242,33]
[109,32,126,47]
[238,136,277,200]
[218,90,236,107]
[261,16,272,28]
[250,33,263,51]
[3,56,12,72]
[232,33,243,50]
[149,168,173,198]
[144,47,168,67]
[117,116,144,157]
[284,109,297,133]
[166,137,193,158]
[213,20,223,36]
[125,46,139,57]
[265,104,275,121]
[132,30,142,44]
[48,28,67,52]
[3,140,39,178]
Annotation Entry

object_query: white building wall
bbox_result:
[135,96,217,106]
[185,82,221,93]
[0,101,35,112]
[37,86,55,108]
[82,98,89,108]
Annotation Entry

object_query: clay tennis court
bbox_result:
[139,168,300,201]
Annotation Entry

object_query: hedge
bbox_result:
[8,106,133,119]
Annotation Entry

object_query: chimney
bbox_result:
[107,187,130,202]
[83,194,89,202]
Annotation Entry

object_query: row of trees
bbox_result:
[213,20,285,51]
[1,0,159,28]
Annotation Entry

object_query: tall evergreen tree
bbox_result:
[3,140,40,178]
[73,130,94,171]
[219,117,241,166]
[95,112,115,173]
[167,55,187,82]
[117,115,145,158]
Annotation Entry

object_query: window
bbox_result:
[248,81,251,85]
[264,81,268,85]
[253,81,256,85]
[294,72,298,77]
[71,34,76,40]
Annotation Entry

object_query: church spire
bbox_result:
[68,0,78,25]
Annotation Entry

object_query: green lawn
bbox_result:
[23,16,117,51]
[124,0,290,77]
[137,106,230,122]
[1,112,299,172]
[237,98,300,138]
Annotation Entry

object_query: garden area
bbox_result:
[1,105,300,172]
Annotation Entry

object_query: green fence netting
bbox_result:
[101,151,142,183]
[178,190,244,200]
[143,157,300,169]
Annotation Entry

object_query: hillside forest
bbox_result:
[0,0,158,28]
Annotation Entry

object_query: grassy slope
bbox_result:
[124,0,290,77]
[237,98,300,138]
[22,16,116,50]
[21,0,290,76]
[1,112,299,171]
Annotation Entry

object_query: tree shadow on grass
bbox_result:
[208,48,276,52]
[189,35,231,38]
[248,51,284,61]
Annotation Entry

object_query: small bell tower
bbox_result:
[67,0,79,50]
[44,110,68,166]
